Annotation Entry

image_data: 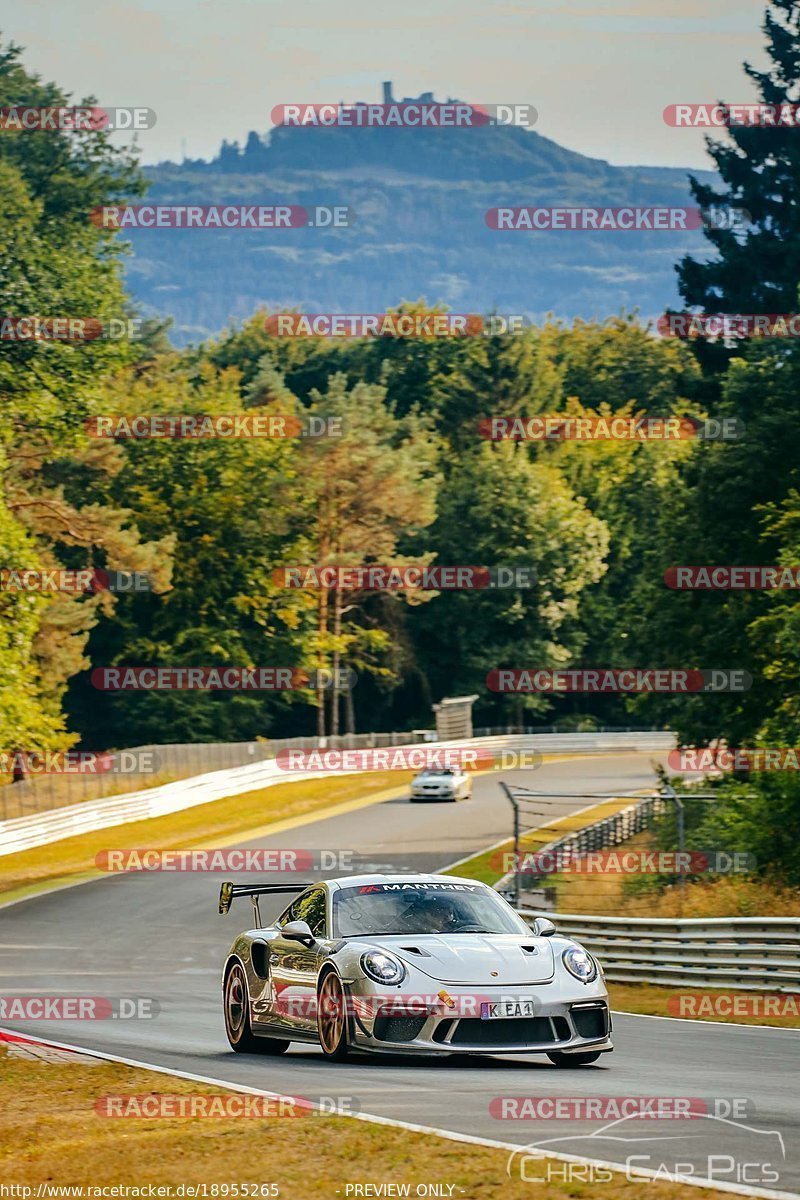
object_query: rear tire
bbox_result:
[224,962,290,1055]
[317,970,350,1061]
[547,1051,601,1067]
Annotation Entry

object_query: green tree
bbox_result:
[412,442,608,723]
[64,359,315,745]
[678,1,800,317]
[292,372,440,735]
[0,39,146,752]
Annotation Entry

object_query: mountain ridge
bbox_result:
[125,86,717,344]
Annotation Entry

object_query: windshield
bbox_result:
[418,769,454,777]
[333,881,529,936]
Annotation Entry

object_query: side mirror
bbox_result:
[532,917,556,937]
[281,919,315,946]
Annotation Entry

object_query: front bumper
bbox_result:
[348,988,613,1056]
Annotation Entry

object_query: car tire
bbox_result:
[224,961,290,1055]
[317,969,350,1061]
[547,1051,601,1067]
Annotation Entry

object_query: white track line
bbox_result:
[612,1010,800,1034]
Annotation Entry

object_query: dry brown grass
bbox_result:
[608,981,800,1027]
[0,1045,740,1199]
[618,874,800,918]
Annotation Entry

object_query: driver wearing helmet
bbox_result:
[406,892,460,933]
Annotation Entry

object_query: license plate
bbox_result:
[480,1000,535,1020]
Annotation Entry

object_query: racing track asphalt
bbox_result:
[1,752,798,1197]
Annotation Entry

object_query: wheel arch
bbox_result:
[222,951,250,994]
[316,960,344,990]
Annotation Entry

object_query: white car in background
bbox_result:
[410,766,472,802]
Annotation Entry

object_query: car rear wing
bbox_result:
[218,880,308,924]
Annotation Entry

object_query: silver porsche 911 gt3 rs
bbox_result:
[218,874,612,1063]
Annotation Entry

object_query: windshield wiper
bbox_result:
[450,928,497,934]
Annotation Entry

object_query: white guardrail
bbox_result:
[518,911,800,992]
[0,731,674,858]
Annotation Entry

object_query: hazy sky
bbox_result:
[4,0,769,168]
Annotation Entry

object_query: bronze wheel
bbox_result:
[317,970,349,1060]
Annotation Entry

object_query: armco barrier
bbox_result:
[0,726,667,819]
[518,911,800,991]
[0,732,438,819]
[0,731,674,858]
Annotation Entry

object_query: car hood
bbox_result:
[356,934,555,985]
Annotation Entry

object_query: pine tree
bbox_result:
[678,0,800,314]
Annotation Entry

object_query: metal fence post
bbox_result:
[500,782,521,909]
[663,784,684,888]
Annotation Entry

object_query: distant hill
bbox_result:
[127,88,717,345]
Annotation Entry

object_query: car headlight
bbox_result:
[360,951,406,985]
[562,945,597,983]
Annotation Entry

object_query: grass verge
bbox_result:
[608,982,800,1028]
[0,1042,739,1200]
